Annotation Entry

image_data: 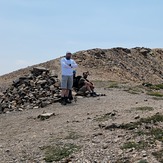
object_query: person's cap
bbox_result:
[66,51,72,55]
[83,71,89,76]
[83,72,89,75]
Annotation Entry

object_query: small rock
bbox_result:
[104,123,120,130]
[102,144,108,149]
[38,112,55,120]
[126,148,134,153]
[145,125,151,129]
[33,106,39,109]
[113,138,120,143]
[92,140,100,144]
[6,149,10,152]
[18,108,23,111]
[99,123,106,128]
[134,115,140,119]
[142,150,147,157]
[93,132,103,137]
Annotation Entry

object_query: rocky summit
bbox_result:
[73,47,163,83]
[0,47,162,91]
[0,67,61,113]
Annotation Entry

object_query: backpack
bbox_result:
[68,76,83,100]
[73,76,82,91]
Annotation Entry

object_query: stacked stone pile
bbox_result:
[0,67,61,113]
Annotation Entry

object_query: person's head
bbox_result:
[83,72,89,79]
[66,52,72,60]
[73,70,76,77]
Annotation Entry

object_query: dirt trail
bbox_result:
[0,86,163,163]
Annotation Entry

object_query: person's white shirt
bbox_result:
[61,57,78,76]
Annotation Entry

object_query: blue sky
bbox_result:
[0,0,162,75]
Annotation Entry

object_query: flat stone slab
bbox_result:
[37,112,55,120]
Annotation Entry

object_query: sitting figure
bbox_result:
[73,70,82,91]
[78,72,97,97]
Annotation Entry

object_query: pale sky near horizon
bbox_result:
[0,0,163,75]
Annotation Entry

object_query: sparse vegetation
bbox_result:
[115,158,130,163]
[94,112,116,122]
[41,143,80,162]
[95,80,121,89]
[121,113,163,130]
[65,131,81,140]
[140,113,163,124]
[108,82,120,88]
[93,80,120,88]
[143,83,163,90]
[121,141,148,150]
[119,113,163,162]
[147,91,163,97]
[138,160,148,163]
[125,87,144,94]
[136,128,163,142]
[152,97,163,100]
[95,114,111,122]
[150,84,163,90]
[152,150,163,163]
[104,114,163,131]
[132,106,154,111]
[149,128,163,142]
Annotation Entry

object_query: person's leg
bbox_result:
[78,85,88,96]
[61,76,68,105]
[65,85,70,98]
[61,76,68,97]
[61,89,66,97]
[85,84,92,93]
[68,90,73,101]
[90,85,98,96]
[65,76,73,103]
[85,84,97,97]
[67,76,73,101]
[65,89,69,97]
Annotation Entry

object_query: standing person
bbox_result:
[60,52,78,105]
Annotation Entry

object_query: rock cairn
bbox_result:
[0,67,61,113]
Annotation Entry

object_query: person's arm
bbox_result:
[86,79,93,85]
[71,60,78,68]
[84,81,94,87]
[61,58,71,68]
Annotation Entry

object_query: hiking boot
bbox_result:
[90,92,97,97]
[92,92,99,96]
[65,97,72,104]
[61,97,67,105]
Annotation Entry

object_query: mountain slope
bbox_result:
[0,47,163,90]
